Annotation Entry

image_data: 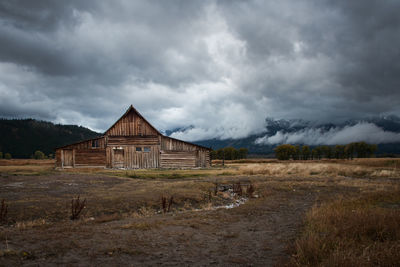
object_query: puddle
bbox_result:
[5,182,24,188]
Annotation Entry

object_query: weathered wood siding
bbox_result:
[160,136,210,168]
[63,149,74,167]
[106,110,158,136]
[197,150,210,168]
[161,136,198,151]
[55,137,106,167]
[160,151,196,168]
[107,136,159,146]
[106,145,159,169]
[74,149,106,167]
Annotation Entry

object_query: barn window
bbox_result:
[92,140,99,148]
[143,147,151,152]
[136,147,142,152]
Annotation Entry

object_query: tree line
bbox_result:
[0,151,12,159]
[0,118,100,158]
[0,150,54,160]
[274,142,378,160]
[210,147,248,160]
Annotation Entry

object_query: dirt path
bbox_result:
[128,192,316,266]
[1,189,318,266]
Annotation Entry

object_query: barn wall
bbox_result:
[107,136,159,146]
[197,149,210,168]
[160,151,197,168]
[74,149,106,167]
[161,136,210,168]
[106,145,160,169]
[123,145,159,169]
[106,110,158,136]
[55,137,106,167]
[55,149,62,167]
[161,136,199,151]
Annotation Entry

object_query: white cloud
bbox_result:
[255,122,400,145]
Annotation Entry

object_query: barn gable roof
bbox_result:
[55,136,103,149]
[104,105,161,136]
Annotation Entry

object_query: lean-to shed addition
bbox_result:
[55,105,211,169]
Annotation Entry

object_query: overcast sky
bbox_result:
[1,0,399,141]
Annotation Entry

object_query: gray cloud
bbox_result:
[0,0,399,139]
[255,122,400,145]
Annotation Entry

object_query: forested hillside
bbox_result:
[0,119,100,158]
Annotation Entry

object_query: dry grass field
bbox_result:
[0,158,399,266]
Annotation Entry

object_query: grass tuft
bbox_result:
[0,199,8,224]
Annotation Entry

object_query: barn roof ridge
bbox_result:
[103,105,161,136]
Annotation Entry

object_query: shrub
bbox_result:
[70,196,86,220]
[247,183,255,197]
[161,196,174,213]
[4,153,11,159]
[232,182,243,196]
[0,152,3,159]
[34,150,46,159]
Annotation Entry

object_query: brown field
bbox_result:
[0,158,399,266]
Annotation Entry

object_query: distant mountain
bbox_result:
[162,125,194,136]
[0,119,101,158]
[168,116,400,156]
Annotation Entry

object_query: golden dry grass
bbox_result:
[0,159,55,166]
[0,159,55,175]
[239,161,400,178]
[291,189,400,266]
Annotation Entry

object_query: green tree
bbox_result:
[334,145,345,159]
[344,143,355,159]
[301,146,310,160]
[223,147,236,160]
[293,145,301,160]
[238,148,248,159]
[274,144,296,160]
[366,144,377,157]
[313,146,323,160]
[233,148,240,160]
[210,150,217,161]
[321,146,333,159]
[34,150,46,159]
[4,153,12,159]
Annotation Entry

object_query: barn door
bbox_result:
[113,148,125,168]
[63,149,74,167]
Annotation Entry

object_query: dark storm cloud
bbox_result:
[0,0,399,140]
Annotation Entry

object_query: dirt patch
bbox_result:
[0,163,399,265]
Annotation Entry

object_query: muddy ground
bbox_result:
[0,170,398,266]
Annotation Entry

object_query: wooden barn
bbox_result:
[55,105,211,169]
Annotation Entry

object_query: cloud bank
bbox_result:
[255,122,400,145]
[0,0,400,141]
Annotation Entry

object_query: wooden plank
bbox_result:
[107,109,158,136]
[74,149,106,166]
